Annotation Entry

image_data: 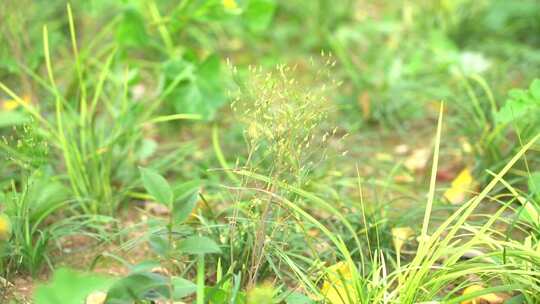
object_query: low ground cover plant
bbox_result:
[1,1,539,304]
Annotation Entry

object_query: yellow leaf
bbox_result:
[0,213,11,241]
[444,168,475,204]
[1,94,31,111]
[223,0,239,10]
[392,227,414,254]
[460,285,504,304]
[2,100,19,111]
[320,262,357,304]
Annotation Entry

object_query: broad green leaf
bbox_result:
[116,8,149,48]
[130,260,162,273]
[25,175,69,223]
[496,97,531,124]
[172,187,200,225]
[178,236,222,255]
[172,277,197,299]
[164,55,226,120]
[140,167,173,206]
[106,272,170,303]
[244,0,276,32]
[0,111,30,128]
[496,79,540,124]
[34,268,115,304]
[206,286,230,303]
[149,233,170,257]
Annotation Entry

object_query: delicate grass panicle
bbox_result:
[231,56,342,185]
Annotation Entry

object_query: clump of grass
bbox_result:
[226,57,343,287]
[0,5,196,216]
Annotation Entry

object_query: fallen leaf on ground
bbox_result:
[444,168,475,204]
[460,285,504,304]
[394,174,414,183]
[436,167,457,182]
[392,227,415,254]
[1,94,31,111]
[404,148,431,172]
[394,144,409,155]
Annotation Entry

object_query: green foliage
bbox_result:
[246,283,275,304]
[116,8,150,48]
[34,266,198,304]
[140,167,173,206]
[172,185,200,224]
[2,1,540,303]
[0,112,29,128]
[1,172,66,275]
[106,271,170,302]
[178,236,222,255]
[496,79,540,125]
[34,268,114,304]
[530,172,540,199]
[244,0,277,32]
[163,55,226,120]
